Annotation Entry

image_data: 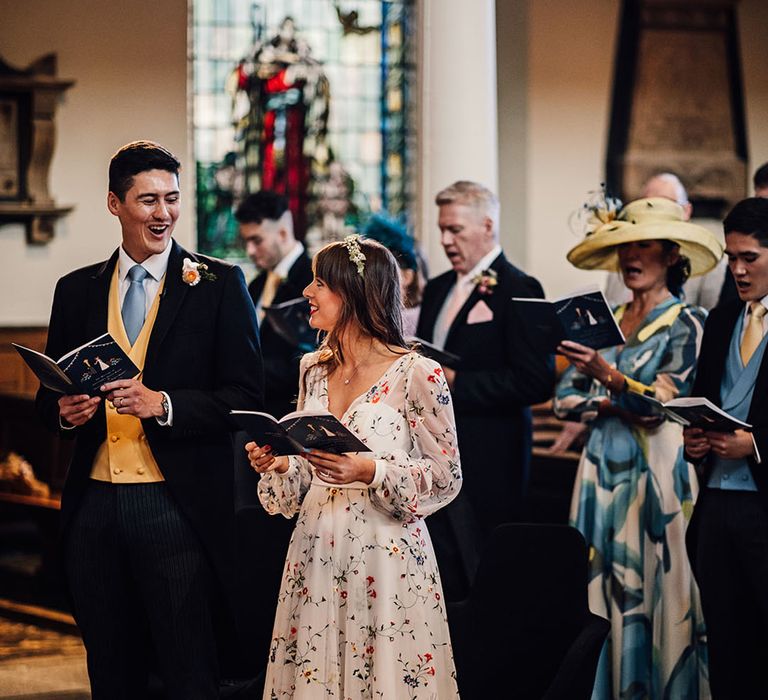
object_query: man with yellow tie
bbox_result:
[684,197,768,699]
[35,141,263,699]
[236,191,313,419]
[234,190,313,682]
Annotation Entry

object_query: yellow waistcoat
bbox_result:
[90,266,166,483]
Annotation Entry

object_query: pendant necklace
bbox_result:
[342,362,361,385]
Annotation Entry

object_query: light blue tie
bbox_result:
[122,264,149,345]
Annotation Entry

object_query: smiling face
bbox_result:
[303,276,344,332]
[725,232,768,302]
[617,239,677,293]
[108,169,179,262]
[438,203,495,275]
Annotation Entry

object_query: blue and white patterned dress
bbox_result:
[258,351,461,699]
[554,297,710,699]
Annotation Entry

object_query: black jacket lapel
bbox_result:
[86,250,119,341]
[419,272,456,342]
[145,241,190,367]
[445,252,504,348]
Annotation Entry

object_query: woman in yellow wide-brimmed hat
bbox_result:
[554,196,721,699]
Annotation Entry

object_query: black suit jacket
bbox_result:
[248,252,313,418]
[416,251,555,527]
[686,301,768,517]
[35,241,264,593]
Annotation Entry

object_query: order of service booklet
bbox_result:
[634,393,751,432]
[13,332,140,395]
[511,286,625,352]
[406,337,461,368]
[230,409,372,456]
[262,297,317,353]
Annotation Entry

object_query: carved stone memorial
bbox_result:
[0,53,74,244]
[607,0,746,217]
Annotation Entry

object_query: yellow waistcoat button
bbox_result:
[113,468,121,475]
[110,434,119,442]
[137,467,146,475]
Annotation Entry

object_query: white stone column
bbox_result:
[417,0,499,275]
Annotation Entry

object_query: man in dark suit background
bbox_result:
[236,191,313,420]
[35,141,263,699]
[234,191,312,682]
[684,197,768,699]
[416,180,554,599]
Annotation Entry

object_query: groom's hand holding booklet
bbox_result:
[511,286,625,352]
[230,409,371,456]
[633,394,751,433]
[12,332,139,395]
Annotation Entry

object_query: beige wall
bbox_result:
[2,0,767,325]
[0,0,190,326]
[523,0,619,297]
[497,0,768,299]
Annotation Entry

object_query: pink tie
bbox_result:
[442,280,469,331]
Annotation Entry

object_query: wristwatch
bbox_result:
[159,392,170,421]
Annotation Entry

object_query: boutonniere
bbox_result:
[471,268,498,295]
[182,257,217,286]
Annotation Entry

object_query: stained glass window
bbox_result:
[192,0,416,260]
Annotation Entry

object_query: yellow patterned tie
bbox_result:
[259,270,282,321]
[740,301,768,366]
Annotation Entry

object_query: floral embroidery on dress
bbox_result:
[258,351,461,698]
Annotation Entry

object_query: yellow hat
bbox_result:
[566,197,723,276]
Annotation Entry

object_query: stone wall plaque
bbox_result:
[606,0,746,217]
[0,53,74,243]
[0,97,20,199]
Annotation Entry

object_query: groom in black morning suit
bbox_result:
[35,141,263,699]
[416,180,554,599]
[684,197,768,699]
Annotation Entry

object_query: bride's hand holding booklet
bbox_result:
[13,332,140,395]
[230,409,371,456]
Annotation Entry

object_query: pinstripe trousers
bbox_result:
[65,480,219,699]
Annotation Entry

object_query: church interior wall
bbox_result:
[497,0,768,300]
[0,0,190,326]
[0,0,767,325]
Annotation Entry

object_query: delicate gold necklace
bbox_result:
[342,362,361,385]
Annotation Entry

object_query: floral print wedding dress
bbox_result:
[258,351,462,699]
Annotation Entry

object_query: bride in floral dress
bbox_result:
[246,236,462,699]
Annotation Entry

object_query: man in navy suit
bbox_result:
[684,197,768,698]
[416,180,554,599]
[36,141,263,699]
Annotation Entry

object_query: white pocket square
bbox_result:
[467,299,494,324]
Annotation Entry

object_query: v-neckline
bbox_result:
[324,352,412,422]
[615,296,677,346]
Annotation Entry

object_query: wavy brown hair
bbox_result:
[312,238,408,371]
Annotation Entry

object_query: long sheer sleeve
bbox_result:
[258,353,318,518]
[368,357,462,523]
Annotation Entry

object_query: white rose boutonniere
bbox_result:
[182,257,217,286]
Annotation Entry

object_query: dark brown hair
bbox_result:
[312,238,407,370]
[109,140,180,201]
